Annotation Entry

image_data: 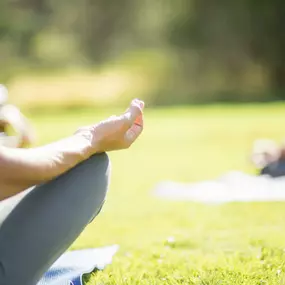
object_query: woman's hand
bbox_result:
[75,99,145,154]
[0,104,35,148]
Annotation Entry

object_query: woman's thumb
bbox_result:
[124,99,144,126]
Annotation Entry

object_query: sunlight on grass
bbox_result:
[6,50,170,109]
[29,103,285,284]
[7,71,143,108]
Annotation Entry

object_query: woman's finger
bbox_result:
[121,99,144,130]
[134,114,143,127]
[124,123,143,145]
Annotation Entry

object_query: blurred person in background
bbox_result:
[251,139,285,178]
[0,84,35,148]
[0,98,144,285]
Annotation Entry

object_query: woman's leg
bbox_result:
[0,153,110,285]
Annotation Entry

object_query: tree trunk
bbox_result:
[270,61,285,99]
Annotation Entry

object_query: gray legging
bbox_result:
[0,153,110,285]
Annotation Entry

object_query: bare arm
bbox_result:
[0,104,35,147]
[0,99,144,201]
[0,134,92,200]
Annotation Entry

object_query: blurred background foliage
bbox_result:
[0,0,285,108]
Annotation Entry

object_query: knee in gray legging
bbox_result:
[0,153,110,285]
[79,153,111,221]
[65,152,111,221]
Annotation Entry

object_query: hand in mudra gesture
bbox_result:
[75,99,144,154]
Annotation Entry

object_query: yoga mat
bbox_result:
[38,245,119,285]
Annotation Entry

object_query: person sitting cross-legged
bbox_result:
[0,98,144,285]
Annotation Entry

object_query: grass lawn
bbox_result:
[30,103,285,285]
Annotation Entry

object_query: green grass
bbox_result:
[30,103,285,285]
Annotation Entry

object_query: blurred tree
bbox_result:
[80,0,137,63]
[1,0,285,102]
[247,0,285,98]
[6,0,51,58]
[168,0,285,98]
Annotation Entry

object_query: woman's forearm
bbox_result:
[0,98,145,201]
[0,134,93,200]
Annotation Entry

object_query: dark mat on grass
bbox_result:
[38,245,119,285]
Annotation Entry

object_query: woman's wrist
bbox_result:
[72,132,95,159]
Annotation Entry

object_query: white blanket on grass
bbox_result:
[153,171,285,204]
